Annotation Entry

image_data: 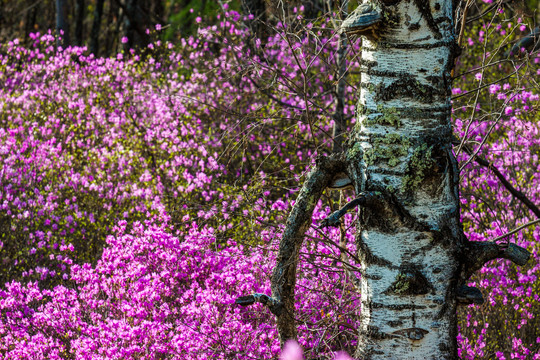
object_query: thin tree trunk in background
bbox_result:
[332,0,348,154]
[24,5,38,45]
[124,0,137,50]
[151,0,165,26]
[123,0,150,51]
[242,0,267,41]
[89,0,104,55]
[75,0,85,46]
[56,0,70,47]
[112,2,123,55]
[107,0,122,56]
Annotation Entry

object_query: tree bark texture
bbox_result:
[348,1,461,358]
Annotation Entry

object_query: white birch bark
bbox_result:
[347,1,461,358]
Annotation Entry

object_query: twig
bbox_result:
[463,146,540,218]
[491,218,540,243]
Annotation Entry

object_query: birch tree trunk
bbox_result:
[237,0,530,358]
[348,0,461,357]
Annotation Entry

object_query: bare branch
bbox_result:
[236,154,347,345]
[491,219,540,243]
[319,192,377,228]
[462,241,530,282]
[235,293,280,310]
[463,146,540,218]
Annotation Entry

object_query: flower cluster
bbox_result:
[453,11,540,359]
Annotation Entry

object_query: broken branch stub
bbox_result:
[235,293,281,314]
[340,3,382,40]
[457,241,531,306]
[319,192,378,228]
[461,241,531,283]
[456,285,484,305]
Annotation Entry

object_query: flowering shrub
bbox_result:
[0,9,361,358]
[0,4,539,359]
[0,212,359,359]
[453,8,540,359]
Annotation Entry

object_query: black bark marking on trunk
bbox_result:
[364,325,393,340]
[392,327,429,340]
[387,320,404,327]
[364,39,454,50]
[359,58,379,69]
[358,103,452,122]
[386,263,434,296]
[370,190,433,233]
[359,68,402,78]
[356,231,398,268]
[365,301,428,310]
[373,76,445,103]
[380,0,402,6]
[413,0,442,39]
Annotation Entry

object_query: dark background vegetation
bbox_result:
[0,0,337,56]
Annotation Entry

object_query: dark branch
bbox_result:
[465,3,500,24]
[245,76,304,111]
[319,192,377,228]
[235,293,281,314]
[491,219,540,243]
[506,27,540,57]
[463,146,540,218]
[457,285,484,305]
[462,241,530,282]
[457,239,530,306]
